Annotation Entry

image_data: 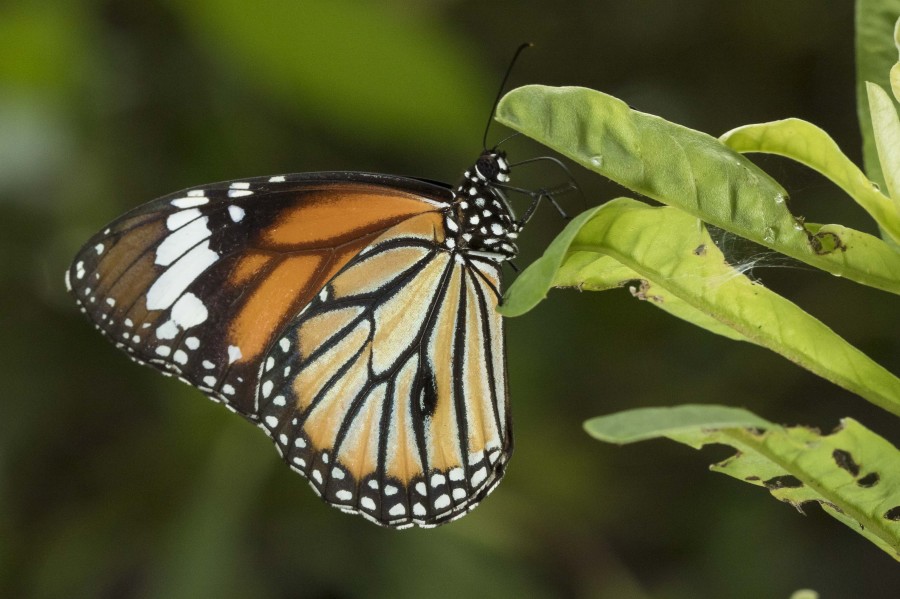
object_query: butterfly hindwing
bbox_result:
[255,213,512,528]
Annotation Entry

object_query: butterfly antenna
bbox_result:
[483,42,533,151]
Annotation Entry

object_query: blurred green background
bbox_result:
[3,1,899,597]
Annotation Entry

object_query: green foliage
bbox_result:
[498,199,900,416]
[496,85,900,294]
[856,0,900,188]
[585,406,900,561]
[720,118,900,244]
[493,0,900,560]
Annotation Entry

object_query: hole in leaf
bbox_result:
[832,449,860,477]
[764,475,803,490]
[857,473,879,488]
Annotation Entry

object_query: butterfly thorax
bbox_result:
[449,150,520,261]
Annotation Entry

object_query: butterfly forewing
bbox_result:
[255,215,511,528]
[66,174,448,416]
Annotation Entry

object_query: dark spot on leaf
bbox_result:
[808,230,846,255]
[627,280,663,303]
[857,472,879,488]
[884,507,900,521]
[764,475,803,490]
[832,449,860,476]
[744,475,760,481]
[693,244,707,256]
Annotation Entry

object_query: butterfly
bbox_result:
[65,145,543,528]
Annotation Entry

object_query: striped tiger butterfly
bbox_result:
[67,45,559,528]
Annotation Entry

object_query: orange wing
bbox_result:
[67,173,451,416]
[254,214,512,528]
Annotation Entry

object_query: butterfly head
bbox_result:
[472,150,510,185]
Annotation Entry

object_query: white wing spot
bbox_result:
[312,469,323,484]
[388,504,406,517]
[185,336,200,350]
[228,189,253,198]
[434,494,451,510]
[165,208,201,231]
[265,356,275,371]
[448,467,464,481]
[105,297,115,307]
[173,350,188,365]
[431,473,446,487]
[273,395,286,406]
[146,242,218,310]
[156,217,211,266]
[415,482,427,495]
[279,338,290,352]
[156,320,178,340]
[336,490,352,502]
[227,205,245,222]
[471,466,488,487]
[261,380,273,398]
[203,376,216,386]
[269,175,286,182]
[265,416,279,428]
[294,437,306,448]
[155,346,171,357]
[360,497,376,511]
[222,384,235,395]
[227,345,242,364]
[412,503,426,516]
[202,360,215,369]
[452,488,466,500]
[384,485,398,496]
[170,196,209,208]
[332,467,345,480]
[95,243,105,255]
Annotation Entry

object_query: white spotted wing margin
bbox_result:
[65,172,453,419]
[255,233,512,529]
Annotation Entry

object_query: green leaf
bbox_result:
[501,199,900,416]
[890,18,900,101]
[720,118,900,244]
[867,82,900,215]
[856,0,900,188]
[582,404,768,444]
[495,85,900,295]
[585,406,900,561]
